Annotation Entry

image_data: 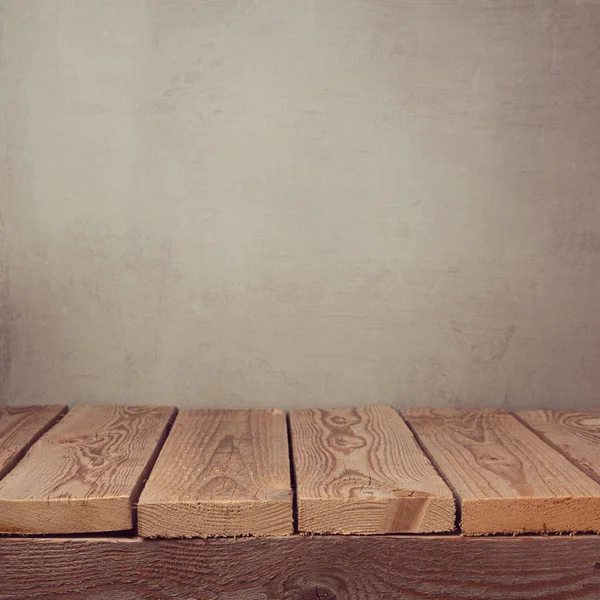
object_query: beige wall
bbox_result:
[1,0,599,409]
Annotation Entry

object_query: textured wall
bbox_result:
[1,1,599,409]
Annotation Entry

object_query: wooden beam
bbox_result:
[0,405,67,480]
[403,408,600,535]
[1,535,599,599]
[517,409,600,484]
[289,406,455,534]
[138,408,293,538]
[0,405,175,534]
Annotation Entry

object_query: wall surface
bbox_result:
[1,0,599,409]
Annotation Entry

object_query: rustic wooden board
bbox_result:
[289,406,455,534]
[138,408,293,538]
[0,405,67,480]
[1,535,600,599]
[0,405,175,534]
[517,410,600,484]
[403,408,600,535]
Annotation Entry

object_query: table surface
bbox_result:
[1,405,600,538]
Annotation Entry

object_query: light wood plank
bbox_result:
[289,406,456,534]
[0,405,67,480]
[138,408,293,538]
[403,408,600,535]
[517,409,600,484]
[0,405,175,534]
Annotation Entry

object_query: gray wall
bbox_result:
[1,0,599,409]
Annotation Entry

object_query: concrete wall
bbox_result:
[1,0,599,409]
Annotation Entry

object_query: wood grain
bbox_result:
[403,409,600,535]
[2,535,600,599]
[517,410,600,484]
[138,408,293,538]
[289,406,455,534]
[0,405,67,480]
[0,405,175,534]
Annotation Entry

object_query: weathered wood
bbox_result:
[0,405,67,480]
[517,409,600,484]
[290,406,455,534]
[0,405,175,534]
[138,408,293,538]
[403,408,600,535]
[1,535,600,599]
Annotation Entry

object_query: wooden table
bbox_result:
[1,405,600,599]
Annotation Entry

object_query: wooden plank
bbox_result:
[403,408,600,535]
[0,405,67,480]
[0,405,175,534]
[289,406,455,534]
[138,408,293,538]
[517,409,600,485]
[2,535,600,600]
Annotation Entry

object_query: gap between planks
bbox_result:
[514,409,600,487]
[0,405,68,481]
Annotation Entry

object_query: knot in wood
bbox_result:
[292,585,337,600]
